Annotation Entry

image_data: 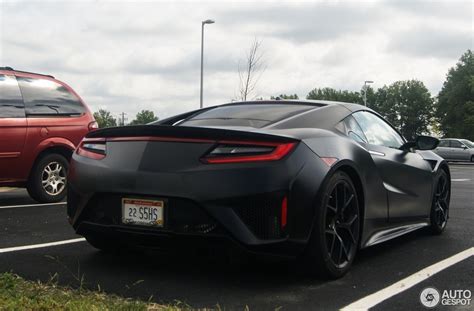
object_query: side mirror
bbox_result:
[400,135,439,151]
[463,145,468,150]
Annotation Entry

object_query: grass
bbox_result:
[0,272,193,311]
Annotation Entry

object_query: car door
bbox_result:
[0,74,27,182]
[351,111,433,220]
[435,140,451,159]
[450,140,469,161]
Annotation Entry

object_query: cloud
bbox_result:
[387,27,471,59]
[385,0,472,20]
[0,0,470,120]
[218,2,384,43]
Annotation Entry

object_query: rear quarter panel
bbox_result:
[300,130,389,246]
[17,115,92,179]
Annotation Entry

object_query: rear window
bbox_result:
[178,104,316,128]
[17,76,85,116]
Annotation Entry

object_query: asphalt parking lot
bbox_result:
[0,164,472,310]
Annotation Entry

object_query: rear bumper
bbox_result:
[67,142,330,257]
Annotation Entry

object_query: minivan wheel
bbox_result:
[305,171,360,279]
[27,153,68,203]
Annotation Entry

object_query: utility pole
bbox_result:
[363,80,374,106]
[200,19,215,109]
[119,112,127,126]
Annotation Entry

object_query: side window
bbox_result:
[343,115,368,143]
[0,74,25,118]
[352,111,405,148]
[451,140,463,148]
[438,140,449,147]
[17,76,85,116]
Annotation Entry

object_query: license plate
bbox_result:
[122,198,164,227]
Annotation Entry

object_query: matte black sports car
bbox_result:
[67,100,451,278]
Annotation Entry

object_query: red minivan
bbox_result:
[0,67,97,203]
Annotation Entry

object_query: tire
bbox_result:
[305,171,361,279]
[429,170,450,234]
[27,153,69,203]
[84,235,122,253]
[471,155,474,162]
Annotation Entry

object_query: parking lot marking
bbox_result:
[341,247,474,311]
[0,238,85,254]
[0,202,66,210]
[451,179,471,182]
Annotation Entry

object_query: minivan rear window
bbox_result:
[17,76,85,116]
[178,104,316,128]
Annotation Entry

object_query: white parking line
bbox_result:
[451,179,471,182]
[341,247,474,311]
[0,238,86,254]
[0,202,66,210]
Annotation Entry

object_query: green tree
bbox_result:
[271,94,299,100]
[369,85,398,125]
[129,110,159,125]
[374,80,434,140]
[436,50,474,140]
[307,87,361,103]
[93,109,117,128]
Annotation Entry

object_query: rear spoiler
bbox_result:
[86,125,299,143]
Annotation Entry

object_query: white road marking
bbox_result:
[0,238,86,254]
[341,247,474,311]
[451,178,471,182]
[0,202,66,210]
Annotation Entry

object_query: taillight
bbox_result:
[201,141,297,164]
[88,121,99,131]
[76,138,106,160]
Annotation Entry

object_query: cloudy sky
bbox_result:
[0,0,471,121]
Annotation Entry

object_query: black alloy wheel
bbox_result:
[430,170,450,234]
[306,171,360,278]
[324,178,360,269]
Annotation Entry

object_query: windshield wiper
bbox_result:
[34,104,60,114]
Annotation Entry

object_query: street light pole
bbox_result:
[363,80,374,106]
[200,19,215,109]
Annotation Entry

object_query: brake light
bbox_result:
[76,138,106,160]
[201,141,297,164]
[88,121,99,131]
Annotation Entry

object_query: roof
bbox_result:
[221,99,370,113]
[0,66,54,78]
[224,99,343,106]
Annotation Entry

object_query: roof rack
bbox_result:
[0,66,54,78]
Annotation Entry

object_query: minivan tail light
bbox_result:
[201,141,297,164]
[77,138,106,160]
[88,121,99,131]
